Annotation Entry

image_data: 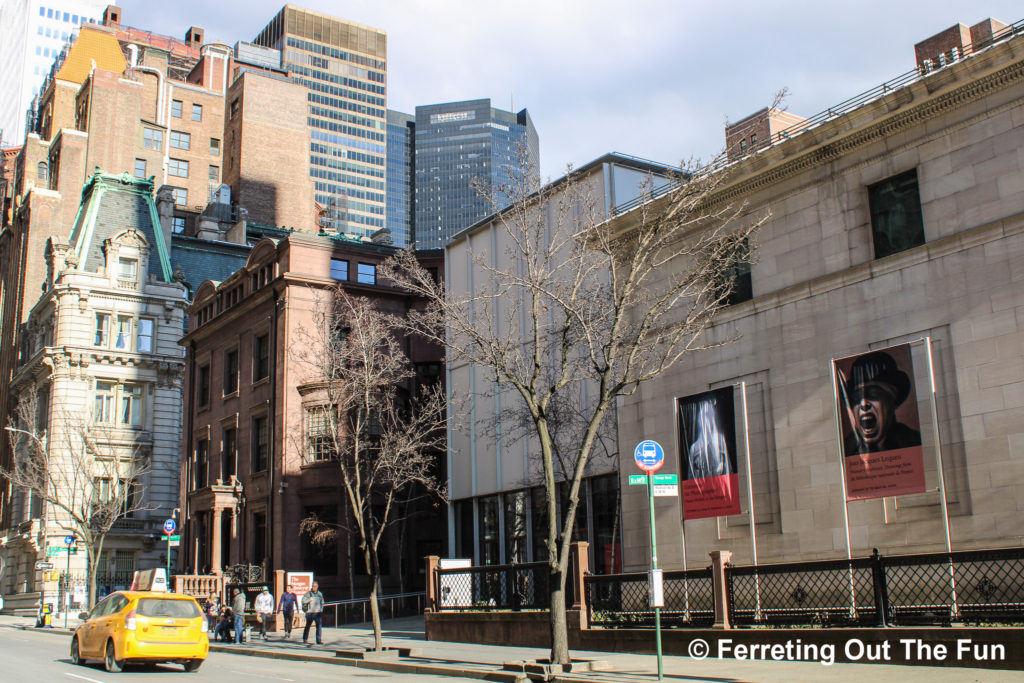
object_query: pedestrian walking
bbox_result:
[301,582,325,645]
[278,585,298,638]
[254,586,274,640]
[205,593,221,634]
[231,588,247,644]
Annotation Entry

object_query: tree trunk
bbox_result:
[549,567,569,665]
[368,570,383,651]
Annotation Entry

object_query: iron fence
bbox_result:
[322,591,425,627]
[727,557,879,627]
[586,568,714,628]
[884,547,1024,625]
[435,561,557,611]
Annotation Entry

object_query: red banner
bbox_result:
[677,387,741,520]
[834,344,925,501]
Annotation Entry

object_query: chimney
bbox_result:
[103,5,121,28]
[185,27,205,48]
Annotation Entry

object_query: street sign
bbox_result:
[46,546,77,556]
[628,474,647,485]
[653,484,679,497]
[163,518,177,534]
[63,535,75,546]
[160,535,181,541]
[652,474,678,485]
[35,561,53,570]
[634,440,665,473]
[169,539,180,547]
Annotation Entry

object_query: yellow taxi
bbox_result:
[70,590,209,672]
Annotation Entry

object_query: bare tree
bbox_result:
[3,394,150,609]
[292,287,447,651]
[386,151,767,664]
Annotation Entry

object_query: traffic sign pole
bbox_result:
[634,441,665,681]
[647,472,663,681]
[163,518,177,584]
[62,535,74,628]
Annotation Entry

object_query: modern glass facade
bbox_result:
[413,99,538,250]
[385,109,414,248]
[253,6,387,238]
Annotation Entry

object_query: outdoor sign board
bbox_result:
[677,387,741,519]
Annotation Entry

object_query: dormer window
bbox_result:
[118,258,138,288]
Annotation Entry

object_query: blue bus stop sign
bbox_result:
[634,440,665,473]
[63,535,74,546]
[163,518,177,534]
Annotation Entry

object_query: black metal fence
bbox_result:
[322,592,425,627]
[586,568,714,628]
[435,561,562,611]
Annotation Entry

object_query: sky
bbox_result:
[121,0,1023,182]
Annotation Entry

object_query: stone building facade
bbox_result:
[611,22,1024,569]
[178,233,445,595]
[1,172,187,599]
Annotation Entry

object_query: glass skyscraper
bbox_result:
[253,6,387,238]
[385,110,414,248]
[413,99,538,250]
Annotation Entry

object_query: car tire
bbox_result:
[104,640,124,673]
[182,659,203,673]
[70,636,83,666]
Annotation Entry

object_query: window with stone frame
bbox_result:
[194,438,209,489]
[305,407,337,462]
[253,334,270,381]
[868,169,925,259]
[95,313,111,346]
[92,477,138,519]
[197,364,210,407]
[137,318,154,352]
[223,349,239,395]
[221,427,237,482]
[251,415,269,472]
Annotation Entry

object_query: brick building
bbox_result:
[178,234,445,593]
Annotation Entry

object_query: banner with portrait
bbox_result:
[676,387,741,519]
[833,343,925,501]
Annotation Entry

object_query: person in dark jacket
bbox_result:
[278,586,298,638]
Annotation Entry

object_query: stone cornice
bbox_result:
[708,56,1024,209]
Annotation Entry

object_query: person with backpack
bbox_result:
[301,582,325,645]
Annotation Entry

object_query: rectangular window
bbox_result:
[503,491,528,564]
[230,99,239,119]
[172,188,187,205]
[478,495,500,565]
[208,165,219,183]
[94,381,116,423]
[114,316,131,350]
[191,103,203,121]
[357,263,375,285]
[210,138,220,155]
[133,158,146,178]
[121,384,143,426]
[253,334,269,381]
[137,318,154,353]
[329,259,348,280]
[197,364,210,407]
[868,169,925,259]
[251,416,268,472]
[221,427,236,481]
[171,100,183,117]
[305,407,336,462]
[172,217,186,234]
[169,130,191,150]
[223,349,238,395]
[143,128,163,150]
[95,313,110,346]
[195,439,208,489]
[168,158,189,178]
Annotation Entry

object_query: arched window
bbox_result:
[37,161,48,180]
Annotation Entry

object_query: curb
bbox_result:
[0,625,525,681]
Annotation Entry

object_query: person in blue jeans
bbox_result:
[231,588,246,644]
[301,582,325,645]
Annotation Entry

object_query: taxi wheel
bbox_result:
[70,636,82,666]
[104,640,124,673]
[182,659,203,673]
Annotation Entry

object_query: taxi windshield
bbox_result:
[136,598,201,618]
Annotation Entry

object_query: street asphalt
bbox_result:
[1,613,1020,682]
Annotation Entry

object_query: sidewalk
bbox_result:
[2,612,1019,682]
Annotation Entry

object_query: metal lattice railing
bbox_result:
[586,569,714,628]
[436,562,552,611]
[728,558,878,627]
[884,547,1024,625]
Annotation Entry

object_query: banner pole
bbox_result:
[673,397,690,620]
[830,358,858,619]
[739,382,760,621]
[923,337,957,615]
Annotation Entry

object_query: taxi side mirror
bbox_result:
[78,612,89,621]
